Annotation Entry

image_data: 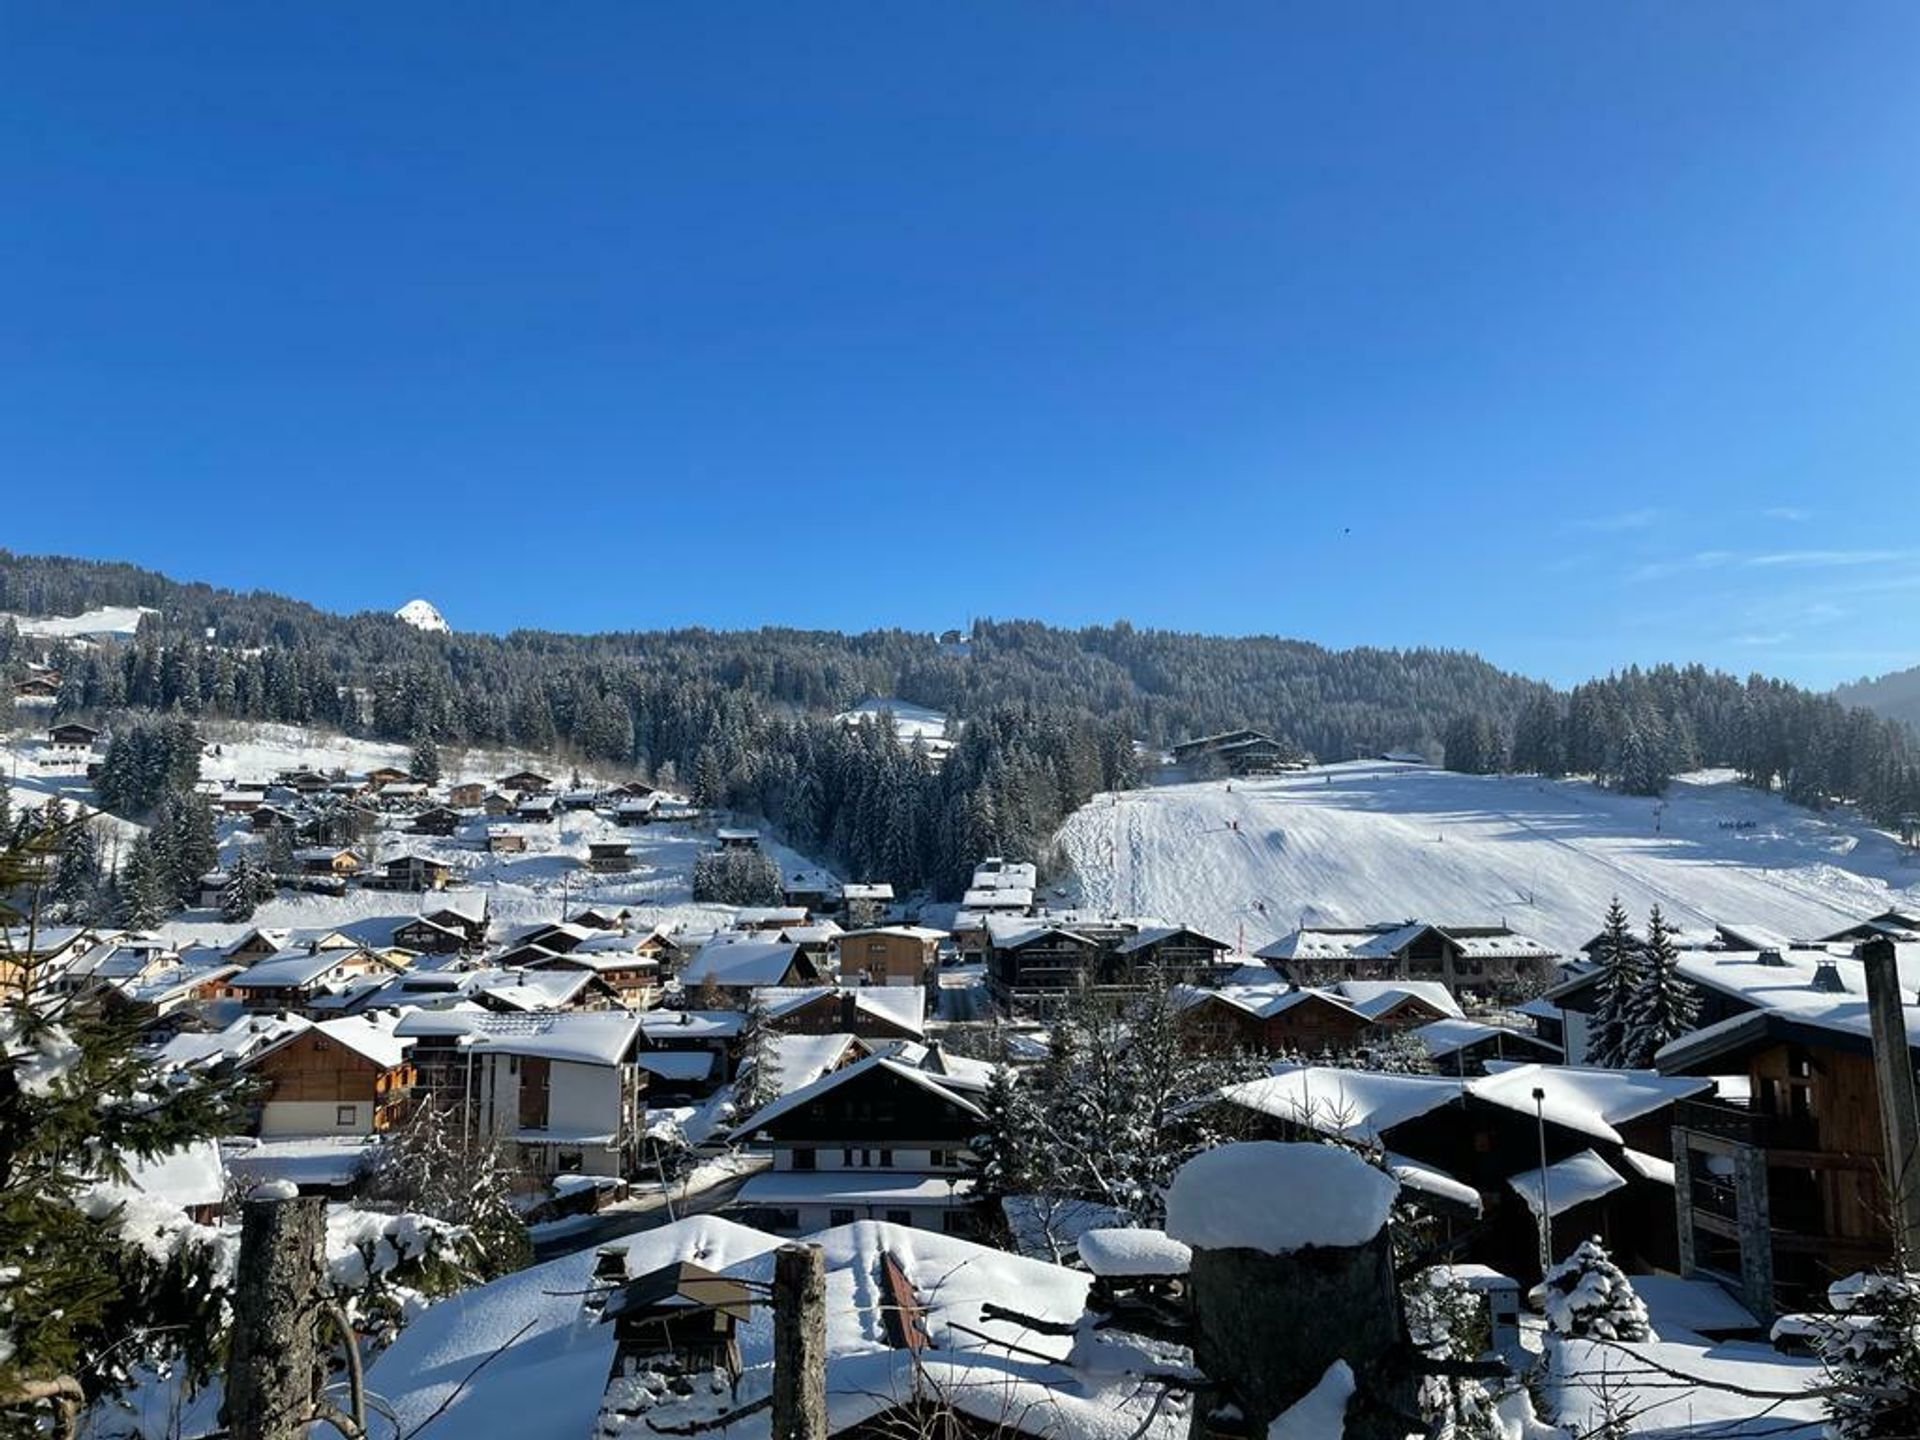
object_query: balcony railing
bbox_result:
[1676,1099,1819,1152]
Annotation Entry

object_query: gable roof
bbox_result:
[755,985,927,1035]
[682,936,807,988]
[728,1055,986,1141]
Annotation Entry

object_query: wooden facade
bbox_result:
[246,1029,413,1137]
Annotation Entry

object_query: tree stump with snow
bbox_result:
[1166,1142,1414,1440]
[226,1191,327,1440]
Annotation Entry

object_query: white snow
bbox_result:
[1,604,153,640]
[1058,761,1920,956]
[1507,1149,1626,1219]
[1165,1142,1397,1254]
[394,597,450,632]
[1075,1227,1191,1278]
[1267,1359,1354,1440]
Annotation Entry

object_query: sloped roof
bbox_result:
[728,1055,985,1141]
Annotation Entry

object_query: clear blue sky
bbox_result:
[5,5,1918,688]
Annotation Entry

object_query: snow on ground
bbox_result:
[1058,760,1920,956]
[2,719,834,948]
[1,604,154,640]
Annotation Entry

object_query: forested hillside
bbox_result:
[4,549,1917,898]
[1837,664,1920,734]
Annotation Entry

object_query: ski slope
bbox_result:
[1058,761,1920,955]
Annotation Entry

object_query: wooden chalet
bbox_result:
[839,882,894,928]
[1258,920,1562,1000]
[1170,728,1301,776]
[586,840,635,873]
[715,828,761,852]
[391,916,471,956]
[293,847,362,879]
[1172,985,1371,1055]
[47,721,101,750]
[729,1056,981,1235]
[837,927,944,988]
[758,985,927,1042]
[499,770,554,796]
[374,853,455,892]
[407,805,463,837]
[447,781,488,809]
[364,765,412,791]
[1656,937,1920,1317]
[242,1016,414,1138]
[487,826,529,854]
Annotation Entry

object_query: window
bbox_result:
[842,1147,855,1167]
[930,1149,952,1169]
[793,1148,817,1171]
[335,1105,356,1127]
[884,1209,912,1227]
[829,1208,856,1227]
[878,1149,894,1168]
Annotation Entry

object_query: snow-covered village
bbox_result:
[10,8,1920,1440]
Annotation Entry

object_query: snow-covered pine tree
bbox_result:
[0,821,238,1411]
[410,733,442,787]
[1540,1237,1651,1341]
[1584,897,1641,1069]
[362,1096,531,1281]
[1812,1268,1920,1439]
[1405,1266,1499,1439]
[731,994,780,1119]
[1621,904,1699,1068]
[115,835,173,928]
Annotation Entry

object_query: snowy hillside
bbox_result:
[1,604,154,640]
[394,598,450,632]
[1058,761,1920,955]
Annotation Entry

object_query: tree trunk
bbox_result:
[772,1243,827,1440]
[226,1194,327,1440]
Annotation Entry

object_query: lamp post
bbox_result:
[1532,1085,1552,1276]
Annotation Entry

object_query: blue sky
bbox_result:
[4,5,1918,688]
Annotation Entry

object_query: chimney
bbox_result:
[1757,949,1787,968]
[1811,960,1846,993]
[1863,937,1920,1259]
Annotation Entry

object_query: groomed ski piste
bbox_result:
[1058,759,1920,956]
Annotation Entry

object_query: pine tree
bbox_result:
[115,835,172,928]
[1621,905,1699,1068]
[1813,1268,1920,1439]
[1540,1237,1651,1341]
[0,820,238,1405]
[410,734,442,788]
[1406,1266,1500,1439]
[362,1097,531,1281]
[731,995,780,1119]
[1584,897,1642,1069]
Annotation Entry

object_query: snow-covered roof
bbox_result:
[120,1140,226,1210]
[414,1011,644,1066]
[729,1055,985,1141]
[1469,1063,1712,1144]
[681,935,803,987]
[840,883,894,901]
[839,925,948,943]
[157,1011,312,1070]
[1112,924,1232,956]
[1507,1148,1626,1218]
[1171,982,1362,1023]
[1166,1142,1397,1254]
[306,1013,410,1069]
[732,906,810,927]
[638,1009,746,1041]
[1412,1017,1547,1060]
[1075,1228,1192,1278]
[364,1217,784,1440]
[1383,1152,1482,1214]
[764,1031,859,1095]
[635,1050,715,1082]
[1328,978,1464,1020]
[225,947,379,989]
[734,1170,976,1206]
[1219,1067,1465,1143]
[755,984,927,1034]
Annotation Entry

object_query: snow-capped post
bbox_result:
[1531,1085,1552,1277]
[1862,936,1920,1259]
[226,1189,327,1440]
[1166,1142,1415,1440]
[772,1243,828,1440]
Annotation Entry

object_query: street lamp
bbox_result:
[1532,1085,1553,1277]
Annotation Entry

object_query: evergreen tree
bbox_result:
[0,820,238,1406]
[1584,897,1642,1069]
[410,734,442,788]
[362,1097,531,1281]
[115,836,172,928]
[1406,1266,1500,1439]
[1812,1268,1920,1440]
[1621,904,1699,1067]
[219,854,276,923]
[48,813,103,923]
[1540,1237,1651,1341]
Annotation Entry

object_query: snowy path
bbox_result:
[1058,762,1920,954]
